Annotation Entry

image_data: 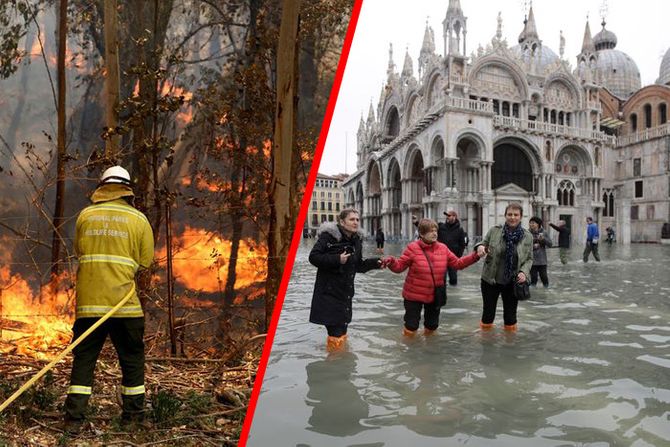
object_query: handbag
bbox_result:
[420,246,447,307]
[514,279,531,301]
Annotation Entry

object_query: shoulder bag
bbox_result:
[420,246,447,307]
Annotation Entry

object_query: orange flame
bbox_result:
[157,226,267,299]
[0,266,74,359]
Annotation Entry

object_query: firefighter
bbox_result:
[64,166,154,433]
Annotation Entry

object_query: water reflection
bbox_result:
[247,242,670,447]
[305,352,373,436]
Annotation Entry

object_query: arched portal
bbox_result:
[384,107,400,141]
[355,182,364,219]
[429,137,445,193]
[456,136,483,238]
[492,143,533,191]
[387,158,402,238]
[367,162,383,234]
[406,148,425,218]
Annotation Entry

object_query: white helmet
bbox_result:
[100,166,131,185]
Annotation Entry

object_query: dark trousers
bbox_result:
[403,299,440,331]
[64,317,145,420]
[480,280,518,326]
[530,265,549,287]
[326,324,348,337]
[583,242,600,262]
[446,268,458,286]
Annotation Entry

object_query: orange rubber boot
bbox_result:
[403,327,417,337]
[326,334,347,352]
[479,322,495,331]
[503,324,518,332]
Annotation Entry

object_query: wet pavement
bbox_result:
[247,240,670,447]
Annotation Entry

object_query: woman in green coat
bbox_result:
[475,202,533,332]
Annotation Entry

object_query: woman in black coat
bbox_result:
[309,208,382,351]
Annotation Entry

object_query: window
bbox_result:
[644,104,652,128]
[630,113,637,132]
[336,193,340,199]
[635,180,643,198]
[321,214,327,222]
[320,191,325,198]
[312,201,317,209]
[320,201,325,210]
[336,203,340,211]
[660,103,667,125]
[633,158,641,177]
[631,205,639,220]
[557,180,576,206]
[647,205,655,220]
[312,191,316,197]
[311,214,318,225]
[328,192,332,198]
[328,202,332,211]
[603,191,615,217]
[328,215,334,222]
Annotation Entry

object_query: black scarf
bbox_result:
[502,223,525,283]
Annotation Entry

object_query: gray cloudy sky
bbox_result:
[318,0,670,175]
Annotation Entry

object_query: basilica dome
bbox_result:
[511,45,560,73]
[592,22,641,98]
[657,47,670,86]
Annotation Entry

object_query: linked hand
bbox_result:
[340,252,352,264]
[476,245,488,258]
[517,272,527,283]
[380,256,394,268]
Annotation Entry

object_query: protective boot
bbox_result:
[479,321,495,331]
[503,324,518,332]
[402,327,417,337]
[326,335,347,352]
[423,328,436,336]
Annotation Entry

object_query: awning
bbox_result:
[600,117,626,129]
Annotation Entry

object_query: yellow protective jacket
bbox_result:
[74,184,154,318]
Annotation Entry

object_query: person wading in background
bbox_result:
[64,166,154,433]
[528,217,552,288]
[583,217,601,262]
[549,220,571,265]
[437,210,468,286]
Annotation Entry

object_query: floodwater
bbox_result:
[247,241,670,447]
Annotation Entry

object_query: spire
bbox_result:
[496,11,503,41]
[581,20,595,53]
[401,48,413,78]
[387,43,395,77]
[559,30,565,58]
[525,4,539,40]
[447,0,463,16]
[367,101,375,123]
[420,20,435,56]
[518,3,539,44]
[443,0,467,56]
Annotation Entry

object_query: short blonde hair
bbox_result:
[418,218,438,235]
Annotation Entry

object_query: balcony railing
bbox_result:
[445,97,492,114]
[493,115,615,143]
[617,123,670,146]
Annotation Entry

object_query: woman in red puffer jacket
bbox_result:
[384,218,482,336]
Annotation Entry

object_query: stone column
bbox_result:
[619,197,631,245]
[466,203,475,240]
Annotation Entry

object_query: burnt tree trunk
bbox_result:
[104,0,120,159]
[267,0,301,330]
[50,0,68,281]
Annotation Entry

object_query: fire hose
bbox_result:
[0,283,136,413]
